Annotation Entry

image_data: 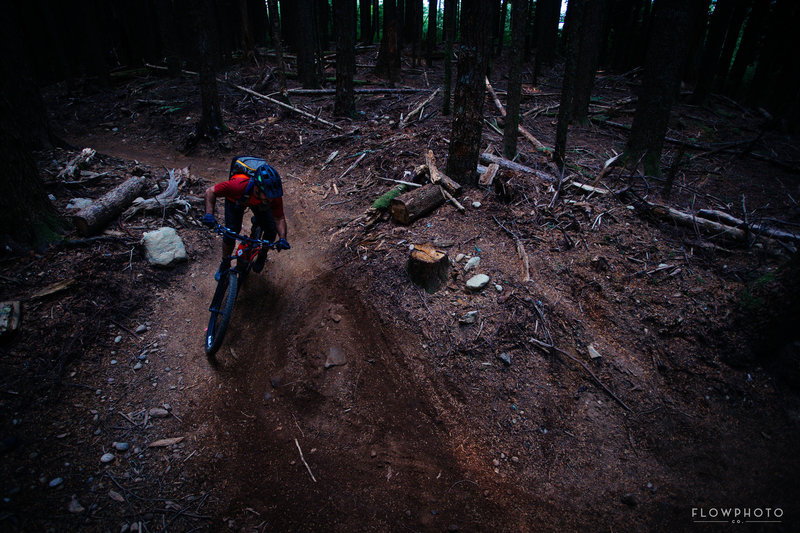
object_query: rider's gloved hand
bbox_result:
[201,213,216,228]
[275,238,291,252]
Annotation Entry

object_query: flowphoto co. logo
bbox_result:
[692,507,784,524]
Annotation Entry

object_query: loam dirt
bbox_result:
[1,49,800,532]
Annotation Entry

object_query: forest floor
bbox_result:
[2,47,800,532]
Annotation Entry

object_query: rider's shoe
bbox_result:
[214,259,231,281]
[252,250,267,273]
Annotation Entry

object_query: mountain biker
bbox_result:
[202,162,290,280]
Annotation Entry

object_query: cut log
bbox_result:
[406,244,450,293]
[72,176,147,236]
[390,184,446,225]
[424,150,462,196]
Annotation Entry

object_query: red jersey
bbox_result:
[214,175,284,218]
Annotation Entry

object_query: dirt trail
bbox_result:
[77,143,525,531]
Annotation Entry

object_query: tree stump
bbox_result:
[390,184,446,225]
[72,176,147,236]
[406,244,449,293]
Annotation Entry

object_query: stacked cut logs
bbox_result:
[390,150,464,225]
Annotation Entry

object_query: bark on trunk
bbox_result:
[426,0,438,65]
[570,0,607,123]
[502,0,528,159]
[446,0,492,185]
[360,0,372,43]
[442,0,457,115]
[267,0,287,95]
[297,0,321,88]
[626,0,694,175]
[376,0,401,81]
[334,0,357,117]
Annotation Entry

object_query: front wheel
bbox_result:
[205,270,239,363]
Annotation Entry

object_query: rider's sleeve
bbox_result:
[270,197,285,219]
[213,176,249,200]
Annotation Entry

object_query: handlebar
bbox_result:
[212,223,276,249]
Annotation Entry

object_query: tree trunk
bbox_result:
[554,0,585,170]
[334,0,356,117]
[727,0,769,97]
[155,0,181,76]
[426,0,438,65]
[195,0,226,137]
[376,0,401,81]
[570,0,607,123]
[238,0,256,63]
[373,0,380,40]
[681,0,713,83]
[268,0,287,95]
[691,0,738,105]
[0,4,63,251]
[316,0,331,52]
[502,0,527,159]
[446,0,492,185]
[714,0,749,91]
[360,0,372,42]
[407,0,423,66]
[747,0,796,110]
[496,0,508,57]
[626,0,694,176]
[249,0,269,47]
[297,0,321,88]
[532,0,560,85]
[442,0,457,115]
[607,0,652,73]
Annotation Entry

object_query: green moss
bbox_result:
[371,185,407,211]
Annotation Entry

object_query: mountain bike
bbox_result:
[204,222,276,363]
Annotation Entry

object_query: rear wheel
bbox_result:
[205,270,239,363]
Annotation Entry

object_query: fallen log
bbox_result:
[58,148,96,181]
[390,184,446,225]
[123,168,194,219]
[224,81,342,130]
[72,176,147,236]
[697,209,800,243]
[406,244,450,293]
[288,87,431,95]
[399,88,440,129]
[480,152,556,183]
[485,78,549,153]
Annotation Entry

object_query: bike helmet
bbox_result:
[254,164,283,198]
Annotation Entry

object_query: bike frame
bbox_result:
[213,223,276,276]
[205,224,276,360]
